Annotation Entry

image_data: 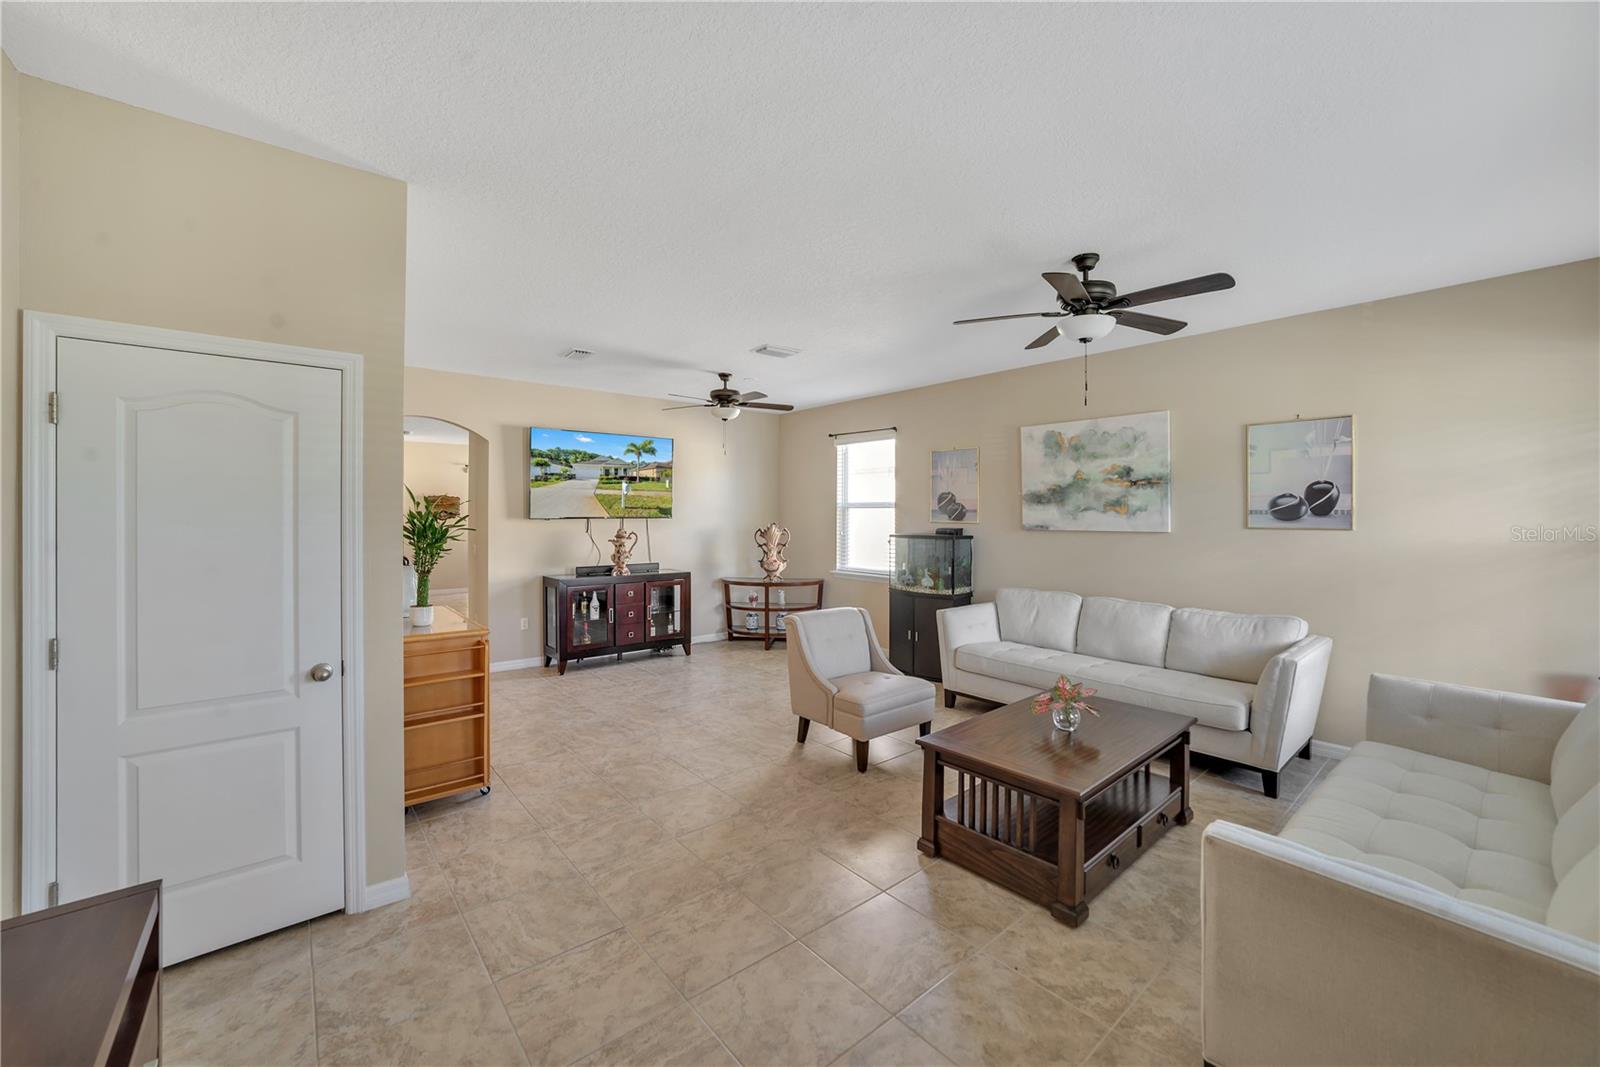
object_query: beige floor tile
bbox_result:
[803,894,973,1012]
[518,779,643,831]
[311,863,460,963]
[899,953,1108,1067]
[693,942,888,1066]
[605,757,706,799]
[631,884,794,994]
[826,733,919,764]
[320,979,528,1066]
[162,925,316,1066]
[421,789,542,858]
[547,810,671,881]
[315,913,525,1066]
[497,929,684,1066]
[439,829,584,911]
[678,810,815,877]
[1108,970,1203,1062]
[641,781,746,836]
[1082,1029,1191,1066]
[731,849,880,937]
[575,1004,739,1067]
[884,861,1028,947]
[814,819,934,889]
[984,908,1168,1026]
[591,840,726,924]
[406,817,438,871]
[464,873,623,979]
[832,1019,954,1067]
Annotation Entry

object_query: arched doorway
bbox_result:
[403,415,490,625]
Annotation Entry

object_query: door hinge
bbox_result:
[47,638,59,671]
[340,660,345,677]
[47,392,59,425]
[47,881,59,907]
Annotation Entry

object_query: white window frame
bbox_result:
[834,430,896,581]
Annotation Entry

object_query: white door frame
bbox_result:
[20,311,372,916]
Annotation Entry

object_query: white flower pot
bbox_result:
[411,605,435,627]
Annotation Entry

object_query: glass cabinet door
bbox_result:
[566,586,612,651]
[647,580,684,639]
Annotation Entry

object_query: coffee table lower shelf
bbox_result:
[919,741,1192,926]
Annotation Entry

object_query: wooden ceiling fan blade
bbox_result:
[667,392,708,401]
[1025,326,1061,350]
[1110,311,1187,335]
[1115,272,1235,308]
[1042,272,1090,304]
[661,403,711,411]
[740,402,795,412]
[953,312,1059,325]
[737,391,768,402]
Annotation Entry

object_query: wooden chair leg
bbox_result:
[854,739,869,772]
[796,718,810,744]
[943,689,957,709]
[919,721,932,737]
[1262,769,1280,799]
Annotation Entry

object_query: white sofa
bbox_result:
[937,588,1331,796]
[1203,675,1600,1066]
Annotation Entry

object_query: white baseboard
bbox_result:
[491,656,545,673]
[358,873,411,912]
[1311,739,1350,761]
[692,630,726,644]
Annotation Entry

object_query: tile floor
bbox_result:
[163,640,1332,1066]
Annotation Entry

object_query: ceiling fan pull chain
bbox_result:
[1083,342,1090,406]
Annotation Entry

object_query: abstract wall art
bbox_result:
[1246,415,1354,529]
[1020,411,1171,532]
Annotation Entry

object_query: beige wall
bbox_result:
[1,56,22,919]
[0,70,409,914]
[403,441,472,593]
[405,367,782,664]
[779,260,1600,746]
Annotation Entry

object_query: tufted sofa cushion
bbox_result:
[995,588,1083,653]
[1076,596,1173,668]
[1280,740,1558,922]
[1165,607,1307,684]
[1549,696,1600,816]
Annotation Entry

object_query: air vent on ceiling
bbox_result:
[559,348,595,362]
[750,344,801,359]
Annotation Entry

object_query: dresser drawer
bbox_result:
[618,622,645,645]
[617,582,646,605]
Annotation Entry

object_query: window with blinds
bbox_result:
[834,432,896,577]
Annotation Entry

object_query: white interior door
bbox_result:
[54,336,346,963]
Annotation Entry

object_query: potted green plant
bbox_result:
[403,487,471,627]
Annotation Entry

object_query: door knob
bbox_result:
[309,663,334,682]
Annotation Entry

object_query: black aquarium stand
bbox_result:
[888,533,973,682]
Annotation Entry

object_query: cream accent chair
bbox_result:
[1202,675,1600,1067]
[784,607,936,771]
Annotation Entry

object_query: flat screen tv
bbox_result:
[528,427,674,519]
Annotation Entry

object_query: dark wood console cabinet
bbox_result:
[543,570,692,674]
[890,587,972,681]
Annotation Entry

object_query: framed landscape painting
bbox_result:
[1247,415,1354,529]
[1020,411,1171,532]
[931,447,980,523]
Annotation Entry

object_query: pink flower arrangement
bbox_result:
[1032,676,1099,719]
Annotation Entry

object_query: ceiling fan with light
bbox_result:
[662,372,794,421]
[954,252,1235,349]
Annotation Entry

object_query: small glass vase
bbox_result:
[1051,704,1082,734]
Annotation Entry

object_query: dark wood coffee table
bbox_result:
[916,695,1195,926]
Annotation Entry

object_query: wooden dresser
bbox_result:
[541,570,691,675]
[2,881,162,1067]
[403,605,491,806]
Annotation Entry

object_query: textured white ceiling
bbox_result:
[403,416,469,446]
[5,3,1596,409]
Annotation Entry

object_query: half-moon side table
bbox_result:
[721,577,824,650]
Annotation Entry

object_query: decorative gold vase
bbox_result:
[608,527,639,575]
[755,523,790,582]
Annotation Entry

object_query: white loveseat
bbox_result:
[1202,675,1600,1066]
[937,588,1332,796]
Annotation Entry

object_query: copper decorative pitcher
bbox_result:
[608,526,639,575]
[754,522,790,582]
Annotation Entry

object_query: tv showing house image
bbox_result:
[528,427,674,519]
